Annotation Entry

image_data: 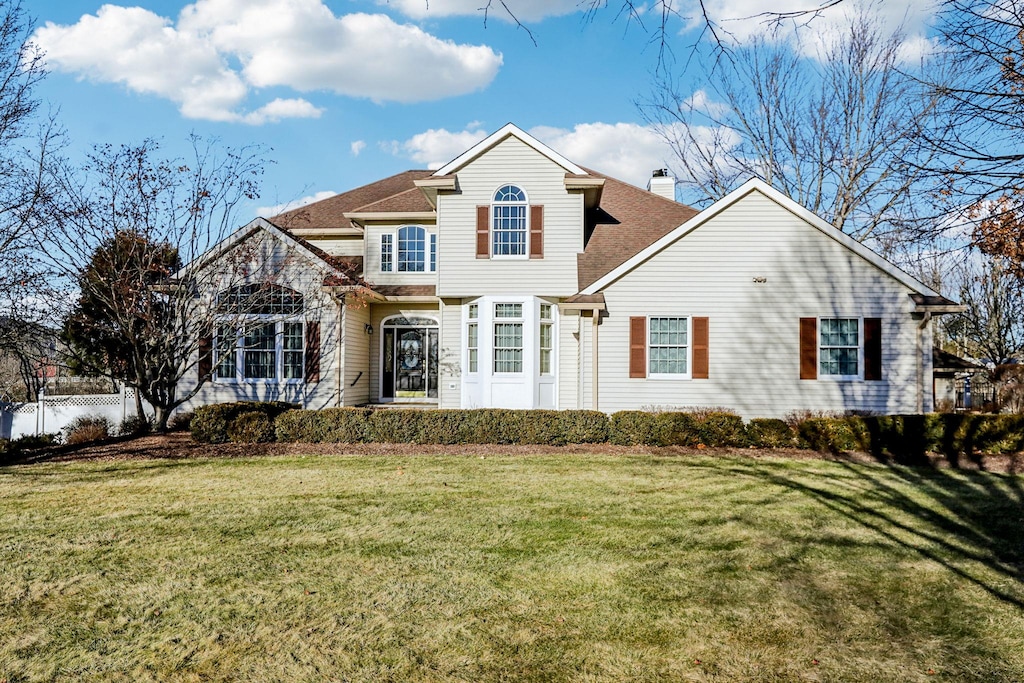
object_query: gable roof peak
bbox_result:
[433,123,588,177]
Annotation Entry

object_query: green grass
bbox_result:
[2,453,1023,682]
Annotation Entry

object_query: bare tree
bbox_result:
[925,0,1024,205]
[643,7,938,245]
[0,1,60,352]
[39,138,271,431]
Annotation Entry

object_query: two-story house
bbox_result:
[178,124,962,418]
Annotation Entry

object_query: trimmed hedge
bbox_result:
[190,402,1024,456]
[191,401,296,444]
[608,410,746,447]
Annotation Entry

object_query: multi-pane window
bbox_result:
[213,285,306,382]
[382,227,435,272]
[244,322,277,380]
[539,304,553,375]
[492,185,527,257]
[214,324,236,380]
[381,234,393,272]
[467,303,479,373]
[494,302,523,373]
[649,317,689,375]
[398,225,426,272]
[820,318,859,376]
[283,322,304,379]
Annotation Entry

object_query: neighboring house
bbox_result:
[932,347,986,411]
[177,124,963,419]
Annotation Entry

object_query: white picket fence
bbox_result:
[0,387,150,440]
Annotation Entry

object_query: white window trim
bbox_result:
[646,315,693,381]
[493,302,525,374]
[818,316,864,382]
[380,233,393,273]
[213,316,305,385]
[538,304,555,376]
[380,226,436,273]
[491,184,529,260]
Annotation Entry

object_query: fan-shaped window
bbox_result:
[492,185,527,257]
[216,284,303,315]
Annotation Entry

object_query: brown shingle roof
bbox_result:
[578,170,698,290]
[350,187,434,214]
[271,170,433,230]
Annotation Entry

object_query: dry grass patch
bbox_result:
[1,453,1023,682]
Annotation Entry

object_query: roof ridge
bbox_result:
[348,185,425,213]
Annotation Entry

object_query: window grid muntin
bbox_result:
[217,284,303,315]
[381,234,393,272]
[649,317,689,375]
[244,322,277,380]
[467,322,478,373]
[495,303,522,318]
[540,323,553,375]
[820,318,860,376]
[398,225,426,272]
[430,233,436,272]
[214,324,236,380]
[492,185,527,257]
[282,321,304,380]
[494,323,523,373]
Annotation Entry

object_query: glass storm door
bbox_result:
[381,319,438,400]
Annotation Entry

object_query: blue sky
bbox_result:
[30,0,938,217]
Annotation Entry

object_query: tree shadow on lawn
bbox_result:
[688,456,1024,610]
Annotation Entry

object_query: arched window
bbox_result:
[212,284,311,383]
[398,225,427,272]
[492,185,527,257]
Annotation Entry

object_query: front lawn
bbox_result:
[2,453,1023,681]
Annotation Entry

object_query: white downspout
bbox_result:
[916,312,932,414]
[327,290,345,407]
[576,312,584,410]
[591,310,599,411]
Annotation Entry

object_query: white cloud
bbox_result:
[388,121,685,187]
[387,125,490,169]
[33,0,502,123]
[381,0,582,22]
[529,122,676,187]
[680,0,937,59]
[257,190,337,217]
[350,140,366,156]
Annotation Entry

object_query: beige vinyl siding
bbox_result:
[365,223,438,286]
[440,299,462,408]
[556,309,580,410]
[596,190,926,419]
[179,232,341,411]
[436,136,582,297]
[343,302,370,406]
[304,236,364,257]
[367,303,440,403]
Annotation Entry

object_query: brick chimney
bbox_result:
[647,169,676,201]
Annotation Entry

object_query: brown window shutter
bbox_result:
[198,325,212,382]
[529,205,544,259]
[692,317,709,379]
[629,316,646,378]
[305,322,321,383]
[864,317,882,381]
[476,205,489,258]
[800,317,817,380]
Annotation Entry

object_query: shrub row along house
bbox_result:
[177,124,962,419]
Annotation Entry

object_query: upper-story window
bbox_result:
[381,226,435,273]
[492,185,528,257]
